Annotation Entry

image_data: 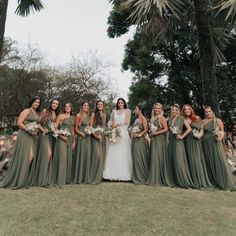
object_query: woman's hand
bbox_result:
[72,140,76,150]
[80,132,86,138]
[59,135,68,143]
[43,128,49,134]
[176,134,183,140]
[151,131,158,136]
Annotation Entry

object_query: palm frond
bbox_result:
[15,0,44,17]
[216,0,236,21]
[122,0,185,40]
[123,0,184,24]
[210,26,234,63]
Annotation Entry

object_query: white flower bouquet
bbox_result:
[131,125,141,135]
[92,126,104,141]
[212,126,224,142]
[25,121,40,133]
[105,127,121,143]
[192,128,202,139]
[84,125,93,135]
[170,125,179,135]
[150,123,158,132]
[53,128,71,138]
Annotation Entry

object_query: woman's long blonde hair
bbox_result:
[151,103,164,122]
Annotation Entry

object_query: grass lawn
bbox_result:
[0,182,236,236]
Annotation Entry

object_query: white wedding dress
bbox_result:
[103,109,132,180]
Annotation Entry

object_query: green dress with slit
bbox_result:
[52,116,74,187]
[90,114,107,184]
[74,114,92,184]
[167,116,195,188]
[147,117,174,186]
[0,110,40,189]
[131,120,149,184]
[34,112,56,187]
[202,120,236,190]
[184,120,213,188]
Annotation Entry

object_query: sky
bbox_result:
[5,0,134,100]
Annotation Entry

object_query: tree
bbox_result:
[0,40,115,118]
[0,0,9,62]
[121,0,222,115]
[0,0,44,62]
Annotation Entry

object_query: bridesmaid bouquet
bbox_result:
[53,128,71,138]
[92,126,104,141]
[192,129,202,139]
[213,129,224,138]
[105,127,121,143]
[130,125,141,138]
[170,125,180,135]
[150,123,158,132]
[43,121,56,135]
[25,121,40,134]
[84,125,93,135]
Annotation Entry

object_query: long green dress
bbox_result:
[202,120,236,190]
[131,120,149,184]
[90,114,106,184]
[34,112,55,187]
[52,116,74,187]
[167,116,195,188]
[0,110,40,189]
[184,120,213,188]
[147,117,174,186]
[74,114,92,184]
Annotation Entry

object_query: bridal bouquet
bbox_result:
[84,125,93,135]
[192,128,202,139]
[105,127,121,143]
[25,121,40,134]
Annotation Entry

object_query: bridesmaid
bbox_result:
[182,104,213,188]
[202,106,236,190]
[131,104,149,184]
[73,101,92,184]
[147,103,174,186]
[34,98,60,187]
[52,102,75,187]
[0,96,41,189]
[167,104,195,189]
[89,100,107,184]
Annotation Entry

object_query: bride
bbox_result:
[103,98,132,181]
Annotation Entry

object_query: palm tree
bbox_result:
[123,0,221,115]
[218,0,236,23]
[0,0,44,62]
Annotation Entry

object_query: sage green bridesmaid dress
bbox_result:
[0,110,40,189]
[184,120,213,188]
[131,120,149,184]
[34,113,55,187]
[202,120,236,190]
[90,114,106,184]
[167,116,195,188]
[147,117,174,186]
[53,116,74,187]
[74,114,92,184]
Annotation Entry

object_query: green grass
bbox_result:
[0,183,236,236]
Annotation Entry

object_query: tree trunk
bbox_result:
[193,0,220,116]
[0,0,8,62]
